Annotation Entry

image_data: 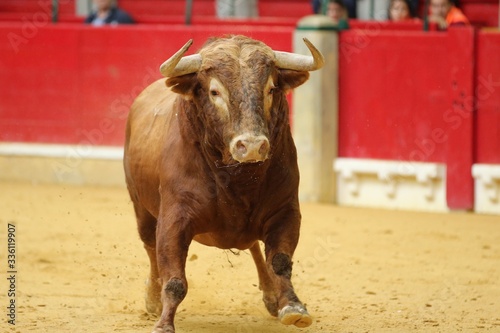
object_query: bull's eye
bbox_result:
[208,78,229,119]
[268,88,275,95]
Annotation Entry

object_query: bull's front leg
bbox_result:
[152,211,192,333]
[264,211,312,328]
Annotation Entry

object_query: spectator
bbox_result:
[313,0,357,18]
[428,0,469,29]
[312,0,322,14]
[327,0,349,28]
[343,0,357,18]
[388,0,416,21]
[85,0,134,26]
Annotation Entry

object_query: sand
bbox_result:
[1,181,499,333]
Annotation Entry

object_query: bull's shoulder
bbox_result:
[125,78,180,170]
[124,78,181,214]
[127,78,179,138]
[130,78,175,115]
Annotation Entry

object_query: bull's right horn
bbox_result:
[274,38,324,72]
[160,39,202,77]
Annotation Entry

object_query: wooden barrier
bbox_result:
[476,30,500,165]
[0,23,294,146]
[337,26,477,210]
[0,0,312,24]
[473,29,500,214]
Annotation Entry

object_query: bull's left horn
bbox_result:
[160,39,202,77]
[274,38,324,71]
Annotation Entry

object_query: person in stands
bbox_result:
[312,0,357,19]
[327,0,349,29]
[85,0,134,26]
[428,0,469,29]
[388,0,416,21]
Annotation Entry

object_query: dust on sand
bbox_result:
[1,181,499,332]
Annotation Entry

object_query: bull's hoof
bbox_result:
[145,299,162,316]
[145,279,162,316]
[278,304,313,328]
[151,324,175,333]
[151,329,174,333]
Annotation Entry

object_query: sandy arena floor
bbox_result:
[1,181,499,333]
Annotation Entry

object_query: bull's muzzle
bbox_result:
[230,134,270,163]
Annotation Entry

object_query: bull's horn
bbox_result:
[159,39,202,77]
[274,38,324,71]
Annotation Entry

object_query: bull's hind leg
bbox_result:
[134,203,162,315]
[144,244,162,315]
[249,242,279,316]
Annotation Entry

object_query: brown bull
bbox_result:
[123,35,324,333]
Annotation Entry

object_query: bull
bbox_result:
[123,35,324,333]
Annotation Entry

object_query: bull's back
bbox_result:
[124,78,178,217]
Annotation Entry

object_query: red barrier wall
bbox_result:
[338,28,475,162]
[475,30,500,164]
[348,19,428,31]
[338,27,476,209]
[0,0,311,24]
[0,23,294,146]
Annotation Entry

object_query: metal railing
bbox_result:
[185,0,193,25]
[52,0,58,22]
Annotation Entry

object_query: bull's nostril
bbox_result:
[259,140,270,156]
[236,140,247,154]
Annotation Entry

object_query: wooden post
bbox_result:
[292,15,338,203]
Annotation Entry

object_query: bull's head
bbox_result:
[160,36,324,165]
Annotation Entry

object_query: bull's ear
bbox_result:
[278,69,310,93]
[166,73,198,96]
